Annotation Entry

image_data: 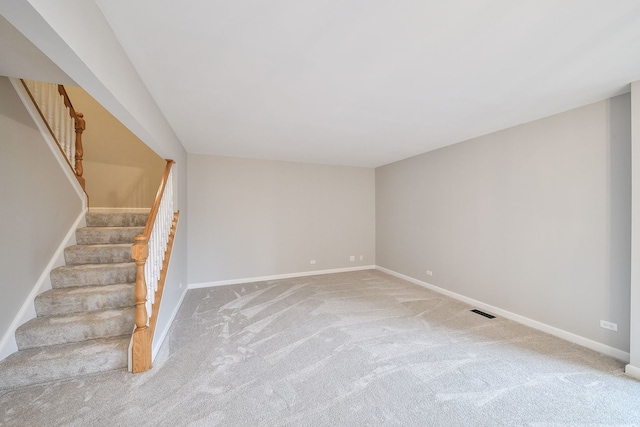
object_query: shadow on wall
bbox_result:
[606,94,631,348]
[87,162,157,208]
[63,86,166,209]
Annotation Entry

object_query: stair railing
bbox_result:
[130,160,179,373]
[21,79,86,189]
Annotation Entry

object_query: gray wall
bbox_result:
[188,154,375,284]
[0,76,83,339]
[376,94,631,352]
[630,81,640,369]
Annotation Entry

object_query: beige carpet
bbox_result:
[1,270,639,426]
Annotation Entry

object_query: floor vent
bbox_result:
[471,309,496,319]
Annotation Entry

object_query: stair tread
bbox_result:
[36,284,135,316]
[19,307,135,329]
[76,226,144,245]
[77,226,144,231]
[0,335,129,390]
[69,243,133,248]
[51,262,136,288]
[39,283,135,297]
[64,244,133,265]
[86,212,149,227]
[16,307,135,350]
[54,262,135,270]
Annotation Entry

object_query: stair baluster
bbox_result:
[21,79,87,190]
[130,160,179,373]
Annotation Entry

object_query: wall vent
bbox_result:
[471,309,496,319]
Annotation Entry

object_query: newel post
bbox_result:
[74,112,86,190]
[131,234,152,372]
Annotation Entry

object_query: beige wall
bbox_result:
[64,86,166,208]
[187,154,375,284]
[0,77,83,343]
[376,94,631,353]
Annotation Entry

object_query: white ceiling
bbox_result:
[95,0,640,167]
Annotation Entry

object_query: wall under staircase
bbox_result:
[0,76,85,360]
[0,212,147,389]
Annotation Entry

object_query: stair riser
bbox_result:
[64,245,133,265]
[86,213,148,227]
[16,309,135,350]
[51,263,136,288]
[35,285,135,317]
[76,227,144,245]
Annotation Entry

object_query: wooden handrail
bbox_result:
[21,79,87,190]
[131,159,178,373]
[144,160,175,237]
[74,112,86,190]
[57,85,76,116]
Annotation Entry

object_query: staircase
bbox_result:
[0,211,147,390]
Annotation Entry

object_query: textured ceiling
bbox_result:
[96,1,640,167]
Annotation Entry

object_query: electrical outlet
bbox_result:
[310,260,316,265]
[349,256,355,262]
[359,255,364,261]
[600,320,618,331]
[426,270,433,276]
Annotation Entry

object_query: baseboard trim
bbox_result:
[376,266,631,363]
[89,207,151,214]
[189,265,376,289]
[625,364,640,380]
[152,285,189,361]
[0,209,87,361]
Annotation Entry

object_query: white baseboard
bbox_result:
[625,364,640,380]
[376,266,631,363]
[152,285,189,361]
[89,207,151,214]
[189,265,376,289]
[0,209,87,361]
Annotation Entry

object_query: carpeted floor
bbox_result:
[1,270,639,426]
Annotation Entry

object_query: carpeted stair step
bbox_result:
[35,284,135,317]
[76,226,144,245]
[51,262,136,289]
[15,307,135,350]
[86,212,148,227]
[64,244,133,265]
[0,335,129,390]
[1,210,145,390]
